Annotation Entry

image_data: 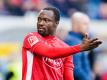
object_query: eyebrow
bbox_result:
[38,16,53,20]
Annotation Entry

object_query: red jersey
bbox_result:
[22,32,80,80]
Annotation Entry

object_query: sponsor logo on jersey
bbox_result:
[28,36,39,47]
[43,57,63,69]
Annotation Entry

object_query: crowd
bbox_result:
[0,0,107,19]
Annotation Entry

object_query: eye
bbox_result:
[38,17,42,22]
[45,19,51,22]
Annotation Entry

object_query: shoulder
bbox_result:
[25,32,39,37]
[23,32,42,40]
[55,36,69,46]
[23,32,41,48]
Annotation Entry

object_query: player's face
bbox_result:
[37,10,57,36]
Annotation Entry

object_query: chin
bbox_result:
[38,31,46,36]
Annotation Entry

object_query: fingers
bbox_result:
[90,40,102,49]
[81,35,102,51]
[86,39,102,50]
[90,38,102,45]
[90,38,98,42]
[91,40,102,45]
[87,42,100,50]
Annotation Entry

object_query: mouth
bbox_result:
[37,25,47,36]
[38,27,46,35]
[38,28,45,32]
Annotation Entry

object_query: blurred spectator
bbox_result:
[64,12,92,80]
[86,0,101,19]
[98,0,107,19]
[0,0,9,15]
[47,0,87,17]
[6,71,14,80]
[0,0,48,16]
[87,0,107,20]
[0,0,107,19]
[0,60,8,80]
[4,0,25,16]
[47,0,68,17]
[5,62,21,80]
[22,0,48,12]
[66,0,87,17]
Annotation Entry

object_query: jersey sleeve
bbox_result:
[23,33,81,58]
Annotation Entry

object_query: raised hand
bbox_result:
[80,33,102,51]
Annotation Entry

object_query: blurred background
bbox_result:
[0,0,107,80]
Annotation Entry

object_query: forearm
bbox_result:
[30,42,80,58]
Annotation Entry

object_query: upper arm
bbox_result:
[63,56,74,80]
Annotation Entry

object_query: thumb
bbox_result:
[84,33,89,39]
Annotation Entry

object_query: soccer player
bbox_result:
[22,7,102,80]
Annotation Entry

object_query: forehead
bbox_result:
[78,17,90,24]
[38,10,54,19]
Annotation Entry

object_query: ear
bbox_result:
[55,21,59,26]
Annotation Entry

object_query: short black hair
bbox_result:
[43,7,60,22]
